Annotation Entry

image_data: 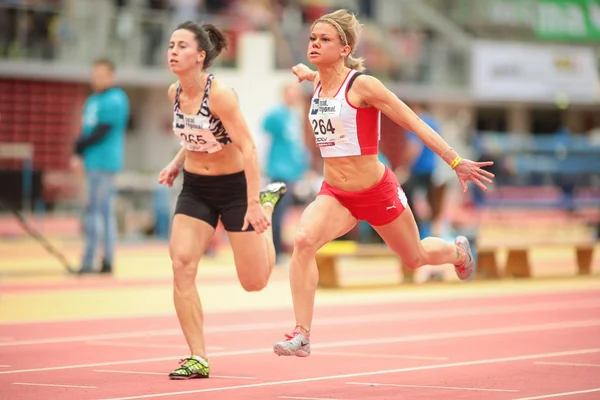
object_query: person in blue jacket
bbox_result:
[71,58,130,274]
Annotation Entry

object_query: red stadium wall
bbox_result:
[0,78,88,206]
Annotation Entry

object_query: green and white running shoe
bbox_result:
[168,356,210,380]
[260,181,287,210]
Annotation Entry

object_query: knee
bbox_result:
[293,227,319,255]
[238,262,270,292]
[171,253,198,289]
[404,237,443,269]
[402,240,433,270]
[403,255,426,270]
[239,275,268,292]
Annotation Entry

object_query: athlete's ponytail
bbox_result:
[344,55,366,72]
[201,23,228,67]
[175,21,229,69]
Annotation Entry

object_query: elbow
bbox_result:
[240,142,257,160]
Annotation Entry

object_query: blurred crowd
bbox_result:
[0,0,447,84]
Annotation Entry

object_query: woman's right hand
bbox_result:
[291,63,316,83]
[158,163,180,188]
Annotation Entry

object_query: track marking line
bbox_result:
[280,397,344,400]
[308,320,600,350]
[211,375,257,380]
[95,348,600,400]
[0,365,10,367]
[534,361,600,368]
[317,351,448,360]
[86,340,223,351]
[95,369,164,376]
[2,300,599,347]
[513,387,600,399]
[1,319,599,375]
[93,370,255,379]
[346,381,519,392]
[3,287,598,326]
[12,382,96,389]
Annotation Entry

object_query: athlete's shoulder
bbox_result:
[351,72,377,86]
[168,81,179,103]
[209,78,238,106]
[349,73,386,96]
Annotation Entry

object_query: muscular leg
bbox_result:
[273,195,356,357]
[224,181,288,290]
[373,205,469,272]
[169,215,214,362]
[227,204,276,292]
[291,196,356,333]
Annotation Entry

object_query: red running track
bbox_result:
[1,289,600,400]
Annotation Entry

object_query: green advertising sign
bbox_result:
[453,0,600,42]
[535,0,600,41]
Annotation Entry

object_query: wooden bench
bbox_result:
[315,241,412,289]
[475,217,597,279]
[315,237,597,288]
[475,240,596,279]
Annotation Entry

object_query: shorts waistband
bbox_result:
[322,167,397,204]
[182,169,245,186]
[324,167,392,194]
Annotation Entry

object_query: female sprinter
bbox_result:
[273,9,494,357]
[158,21,287,378]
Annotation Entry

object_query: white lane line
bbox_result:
[1,319,599,375]
[85,341,223,351]
[95,348,600,400]
[12,382,96,389]
[94,370,255,379]
[2,300,598,347]
[211,375,257,380]
[3,288,597,326]
[94,369,164,376]
[317,351,447,360]
[346,381,518,392]
[534,361,600,368]
[279,397,344,400]
[513,388,600,399]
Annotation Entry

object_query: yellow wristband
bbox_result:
[450,156,462,170]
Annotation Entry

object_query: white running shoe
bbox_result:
[273,329,311,357]
[455,235,476,281]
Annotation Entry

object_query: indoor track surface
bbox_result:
[1,240,599,400]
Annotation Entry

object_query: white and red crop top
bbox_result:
[308,70,381,158]
[172,74,233,153]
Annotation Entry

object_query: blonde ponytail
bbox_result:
[344,55,366,72]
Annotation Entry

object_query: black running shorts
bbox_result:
[174,169,253,232]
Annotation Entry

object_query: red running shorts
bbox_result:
[318,167,408,226]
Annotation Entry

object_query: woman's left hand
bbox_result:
[243,202,271,234]
[453,159,495,193]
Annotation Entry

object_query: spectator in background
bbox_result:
[71,59,130,274]
[402,103,444,240]
[262,82,310,263]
